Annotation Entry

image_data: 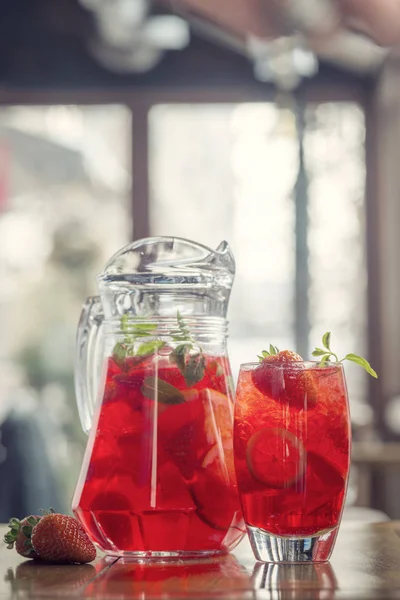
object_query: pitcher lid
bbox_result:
[97,236,235,288]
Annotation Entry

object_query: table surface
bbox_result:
[2,521,400,599]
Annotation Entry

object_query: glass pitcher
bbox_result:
[72,236,245,557]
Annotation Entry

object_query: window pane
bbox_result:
[149,101,368,423]
[149,103,297,378]
[305,103,368,422]
[0,105,131,515]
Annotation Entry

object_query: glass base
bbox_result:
[105,549,226,561]
[247,525,339,563]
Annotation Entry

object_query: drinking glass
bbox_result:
[234,361,351,562]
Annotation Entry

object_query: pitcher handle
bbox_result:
[75,296,104,434]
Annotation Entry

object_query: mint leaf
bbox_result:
[136,340,166,356]
[120,313,129,332]
[322,332,331,351]
[184,354,206,386]
[130,322,157,332]
[141,377,185,405]
[113,316,165,365]
[169,343,190,372]
[342,354,378,378]
[169,312,206,385]
[112,342,128,366]
[171,311,192,342]
[320,354,332,365]
[312,348,328,357]
[312,332,378,378]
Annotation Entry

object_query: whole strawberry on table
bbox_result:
[4,509,96,564]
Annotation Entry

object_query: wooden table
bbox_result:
[2,521,400,599]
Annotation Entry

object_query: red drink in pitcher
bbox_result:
[73,350,244,556]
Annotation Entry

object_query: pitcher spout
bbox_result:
[213,240,235,277]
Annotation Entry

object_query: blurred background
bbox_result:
[0,0,399,520]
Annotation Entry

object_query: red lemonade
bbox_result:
[73,352,244,556]
[234,363,351,539]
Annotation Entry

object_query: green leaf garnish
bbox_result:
[141,377,185,405]
[311,348,327,357]
[184,354,206,387]
[169,343,189,373]
[136,340,166,356]
[312,332,378,378]
[112,317,165,366]
[112,342,129,366]
[342,354,378,379]
[169,312,206,386]
[322,332,331,351]
[113,311,207,386]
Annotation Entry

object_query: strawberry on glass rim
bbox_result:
[251,333,377,410]
[251,346,317,410]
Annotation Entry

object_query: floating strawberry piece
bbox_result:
[30,512,96,564]
[159,398,205,479]
[304,452,345,515]
[192,467,238,531]
[252,348,317,410]
[4,515,41,559]
[246,427,306,488]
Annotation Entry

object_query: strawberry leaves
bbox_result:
[311,332,378,378]
[257,345,280,362]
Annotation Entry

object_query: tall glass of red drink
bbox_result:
[234,360,351,562]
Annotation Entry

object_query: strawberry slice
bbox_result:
[246,427,305,488]
[252,350,317,410]
[304,452,345,515]
[159,398,205,479]
[191,469,239,531]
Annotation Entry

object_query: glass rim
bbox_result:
[239,360,344,370]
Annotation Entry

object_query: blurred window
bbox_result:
[0,105,132,507]
[149,101,367,415]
